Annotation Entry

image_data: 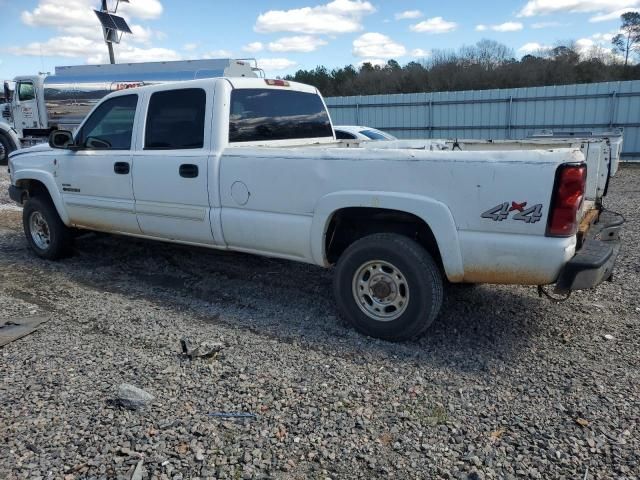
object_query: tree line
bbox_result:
[285,14,640,97]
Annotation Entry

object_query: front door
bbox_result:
[56,93,141,234]
[132,87,215,245]
[13,81,39,133]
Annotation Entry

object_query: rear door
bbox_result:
[132,86,215,244]
[56,93,140,233]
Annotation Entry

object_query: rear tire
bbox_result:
[23,196,73,260]
[333,233,443,341]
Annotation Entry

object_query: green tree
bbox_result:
[612,12,640,66]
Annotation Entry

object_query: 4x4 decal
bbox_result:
[482,202,543,224]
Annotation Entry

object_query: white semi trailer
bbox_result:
[0,58,259,164]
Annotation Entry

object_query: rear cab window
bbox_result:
[229,88,333,143]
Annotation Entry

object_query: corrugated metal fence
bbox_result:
[325,80,640,160]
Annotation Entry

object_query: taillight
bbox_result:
[546,164,587,237]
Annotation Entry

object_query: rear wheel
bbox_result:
[23,196,73,260]
[333,233,443,341]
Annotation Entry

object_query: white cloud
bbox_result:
[242,42,264,53]
[518,0,640,17]
[255,0,375,34]
[117,0,163,20]
[13,0,176,64]
[395,10,422,20]
[357,58,388,67]
[88,46,180,64]
[575,31,624,58]
[202,50,233,59]
[8,35,180,64]
[411,48,431,57]
[257,58,298,71]
[268,36,328,53]
[410,17,458,34]
[575,38,596,51]
[183,43,199,52]
[476,22,523,32]
[518,42,552,54]
[518,31,621,59]
[531,21,565,28]
[493,22,524,32]
[591,31,617,42]
[352,32,407,59]
[589,7,640,22]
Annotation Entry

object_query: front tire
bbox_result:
[23,196,73,260]
[333,233,443,341]
[0,132,16,166]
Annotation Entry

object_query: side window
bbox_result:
[18,82,35,101]
[145,88,206,149]
[336,130,356,140]
[76,94,137,150]
[359,130,388,141]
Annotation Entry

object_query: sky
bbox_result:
[0,0,636,80]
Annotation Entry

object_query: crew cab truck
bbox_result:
[7,77,624,340]
[0,58,258,165]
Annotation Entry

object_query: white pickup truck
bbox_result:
[7,77,623,340]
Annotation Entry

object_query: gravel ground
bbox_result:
[0,166,638,480]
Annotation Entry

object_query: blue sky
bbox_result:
[0,0,635,80]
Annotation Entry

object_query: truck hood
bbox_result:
[8,142,53,159]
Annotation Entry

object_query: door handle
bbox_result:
[114,162,130,175]
[179,164,199,178]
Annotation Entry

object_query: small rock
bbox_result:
[603,334,615,341]
[114,383,154,410]
[575,417,589,427]
[180,337,224,359]
[130,460,144,480]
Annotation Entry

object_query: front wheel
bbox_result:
[333,233,443,341]
[0,132,16,166]
[23,196,73,260]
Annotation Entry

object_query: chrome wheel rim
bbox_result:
[352,260,410,322]
[29,211,51,250]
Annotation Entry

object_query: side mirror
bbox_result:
[49,130,76,149]
[3,81,11,103]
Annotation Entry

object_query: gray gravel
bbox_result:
[0,165,638,480]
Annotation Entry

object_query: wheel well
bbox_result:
[16,179,52,204]
[325,207,443,267]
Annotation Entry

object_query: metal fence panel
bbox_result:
[325,80,640,160]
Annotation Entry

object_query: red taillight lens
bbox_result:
[546,164,587,237]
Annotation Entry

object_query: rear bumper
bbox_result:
[555,211,624,293]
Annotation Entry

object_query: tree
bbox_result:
[284,40,640,96]
[612,12,640,66]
